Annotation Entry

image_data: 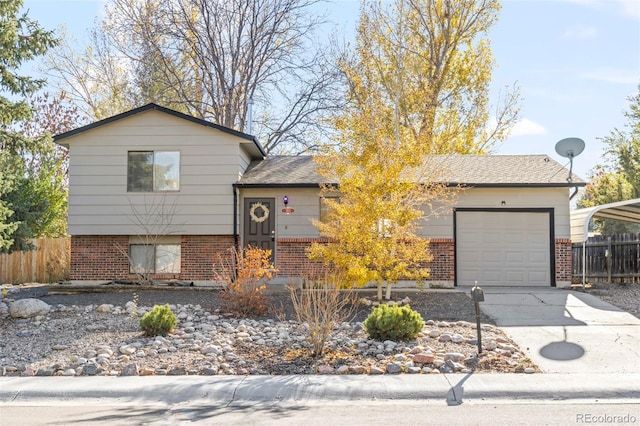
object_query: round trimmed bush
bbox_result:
[139,304,177,337]
[363,303,424,341]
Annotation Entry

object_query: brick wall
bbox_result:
[427,239,455,281]
[182,235,235,280]
[276,238,329,277]
[70,235,130,280]
[555,238,572,283]
[70,235,235,281]
[71,235,567,284]
[276,237,454,281]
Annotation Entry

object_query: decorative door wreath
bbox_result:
[249,202,270,223]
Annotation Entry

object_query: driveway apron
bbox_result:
[476,287,640,373]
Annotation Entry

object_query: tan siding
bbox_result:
[240,188,322,239]
[238,147,252,178]
[65,110,243,235]
[69,184,234,197]
[239,187,571,242]
[421,187,570,239]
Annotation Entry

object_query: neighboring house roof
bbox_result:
[236,154,586,188]
[53,103,267,158]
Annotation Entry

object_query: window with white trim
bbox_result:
[130,242,181,274]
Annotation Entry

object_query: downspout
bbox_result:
[570,186,579,201]
[233,185,239,249]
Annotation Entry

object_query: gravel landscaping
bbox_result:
[0,282,636,377]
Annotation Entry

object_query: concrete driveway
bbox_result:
[477,287,640,373]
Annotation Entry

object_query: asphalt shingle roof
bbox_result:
[236,154,585,187]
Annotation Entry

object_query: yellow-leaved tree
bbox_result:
[309,0,519,299]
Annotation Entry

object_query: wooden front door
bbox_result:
[243,198,276,256]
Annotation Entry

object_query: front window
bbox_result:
[130,243,181,274]
[128,151,180,192]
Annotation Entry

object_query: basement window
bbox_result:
[130,243,181,274]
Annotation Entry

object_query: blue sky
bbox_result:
[21,0,640,180]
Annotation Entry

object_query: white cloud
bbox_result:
[581,67,640,84]
[619,1,640,20]
[510,118,547,137]
[562,0,640,20]
[562,25,597,39]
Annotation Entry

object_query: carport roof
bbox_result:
[570,198,640,243]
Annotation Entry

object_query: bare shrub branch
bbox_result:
[288,269,357,357]
[216,245,276,317]
[115,194,183,285]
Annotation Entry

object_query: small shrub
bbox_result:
[129,292,140,320]
[139,304,177,336]
[217,246,276,316]
[363,303,424,341]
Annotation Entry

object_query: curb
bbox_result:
[2,374,639,405]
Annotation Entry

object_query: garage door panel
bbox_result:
[504,232,525,244]
[456,211,551,287]
[528,251,547,263]
[482,270,502,282]
[483,252,502,263]
[506,271,525,282]
[529,271,547,282]
[506,251,525,263]
[527,231,548,241]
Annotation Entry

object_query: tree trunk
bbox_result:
[385,281,392,300]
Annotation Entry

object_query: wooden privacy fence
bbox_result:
[0,238,70,284]
[572,233,640,284]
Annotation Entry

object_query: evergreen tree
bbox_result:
[0,0,59,252]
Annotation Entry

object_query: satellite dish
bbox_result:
[554,137,585,197]
[555,137,585,159]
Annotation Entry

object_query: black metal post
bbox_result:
[471,283,484,354]
[474,301,482,354]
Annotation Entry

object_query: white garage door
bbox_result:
[456,211,551,287]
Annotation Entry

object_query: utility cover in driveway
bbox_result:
[456,211,551,286]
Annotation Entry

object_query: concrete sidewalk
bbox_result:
[477,287,640,374]
[2,374,639,406]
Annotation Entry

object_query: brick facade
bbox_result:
[276,238,329,277]
[555,238,572,283]
[71,235,572,285]
[181,235,235,280]
[276,237,454,282]
[70,235,131,280]
[70,235,235,281]
[427,239,455,281]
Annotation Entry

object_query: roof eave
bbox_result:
[233,182,324,188]
[450,182,587,188]
[53,103,266,157]
[234,182,585,188]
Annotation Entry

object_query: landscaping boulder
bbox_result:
[0,301,9,319]
[9,298,51,319]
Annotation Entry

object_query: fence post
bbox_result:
[607,237,612,284]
